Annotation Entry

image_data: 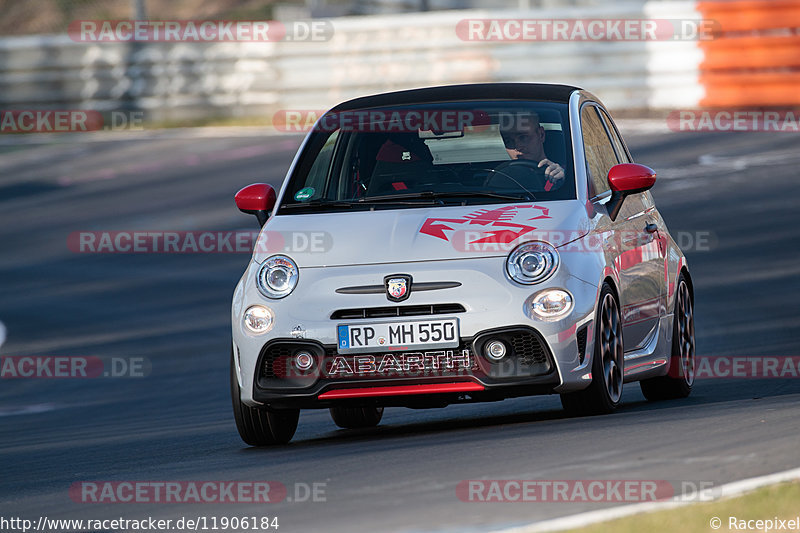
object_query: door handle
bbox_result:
[645,223,658,234]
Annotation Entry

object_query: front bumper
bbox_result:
[232,255,600,407]
[248,325,560,408]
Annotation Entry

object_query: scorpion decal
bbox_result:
[420,204,552,245]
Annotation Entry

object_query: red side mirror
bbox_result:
[235,183,276,226]
[608,163,656,194]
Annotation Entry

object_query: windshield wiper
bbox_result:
[361,191,534,203]
[430,191,535,201]
[281,190,534,210]
[355,191,443,204]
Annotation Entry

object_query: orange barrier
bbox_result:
[698,0,800,107]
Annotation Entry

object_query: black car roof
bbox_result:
[330,83,582,112]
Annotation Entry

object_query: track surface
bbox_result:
[1,125,799,532]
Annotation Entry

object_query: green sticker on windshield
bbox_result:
[295,187,315,201]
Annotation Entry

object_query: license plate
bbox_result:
[337,318,459,354]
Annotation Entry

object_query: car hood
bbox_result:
[253,201,590,267]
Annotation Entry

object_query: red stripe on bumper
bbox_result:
[318,382,484,400]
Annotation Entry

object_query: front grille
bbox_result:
[320,343,480,380]
[507,330,549,366]
[472,327,553,378]
[259,341,324,380]
[259,328,553,386]
[576,325,588,364]
[261,342,479,383]
[261,344,293,379]
[330,303,466,320]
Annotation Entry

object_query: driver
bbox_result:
[500,113,566,190]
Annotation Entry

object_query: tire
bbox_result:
[560,283,624,416]
[230,349,299,445]
[640,275,695,400]
[329,406,384,429]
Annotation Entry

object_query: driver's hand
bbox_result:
[506,148,523,160]
[538,158,565,183]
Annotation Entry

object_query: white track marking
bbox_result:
[490,467,800,533]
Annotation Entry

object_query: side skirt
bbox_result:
[622,313,672,382]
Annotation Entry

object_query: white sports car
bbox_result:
[230,83,696,445]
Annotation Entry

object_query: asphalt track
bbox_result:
[0,124,799,533]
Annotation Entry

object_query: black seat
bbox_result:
[366,133,433,196]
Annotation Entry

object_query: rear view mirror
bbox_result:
[608,163,656,194]
[606,163,656,220]
[235,183,276,227]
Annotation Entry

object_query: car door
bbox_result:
[581,104,664,350]
[598,107,666,349]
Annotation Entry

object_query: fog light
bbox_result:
[294,351,314,371]
[243,305,274,334]
[485,340,507,361]
[530,289,574,321]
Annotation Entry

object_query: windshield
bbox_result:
[278,101,574,214]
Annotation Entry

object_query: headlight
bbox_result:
[256,255,298,299]
[243,305,275,334]
[506,242,559,284]
[530,289,574,321]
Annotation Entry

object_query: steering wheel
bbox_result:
[482,159,550,192]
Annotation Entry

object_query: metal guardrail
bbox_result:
[0,4,703,121]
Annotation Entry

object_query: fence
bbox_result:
[1,1,795,123]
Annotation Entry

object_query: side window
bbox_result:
[302,130,339,200]
[597,108,630,163]
[598,108,650,218]
[580,105,619,198]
